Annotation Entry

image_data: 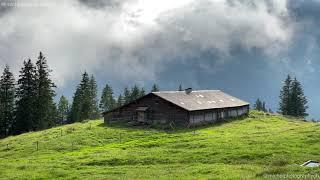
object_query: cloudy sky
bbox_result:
[0,0,320,118]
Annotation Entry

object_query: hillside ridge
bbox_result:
[1,111,319,179]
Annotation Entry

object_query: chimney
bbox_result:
[185,88,192,94]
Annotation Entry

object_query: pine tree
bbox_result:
[289,78,308,117]
[254,98,262,111]
[15,59,37,134]
[130,85,140,101]
[69,72,99,122]
[57,95,69,125]
[262,102,266,112]
[117,94,124,107]
[0,65,15,137]
[278,75,308,117]
[279,75,292,115]
[151,84,159,92]
[254,98,267,112]
[99,84,115,112]
[34,52,56,130]
[79,72,91,121]
[69,85,82,123]
[178,84,183,91]
[140,87,145,97]
[123,87,131,104]
[88,75,100,119]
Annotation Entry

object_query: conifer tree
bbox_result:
[0,65,15,137]
[57,95,69,125]
[117,94,124,107]
[69,72,99,122]
[262,102,266,112]
[123,87,131,103]
[34,52,56,130]
[140,87,145,97]
[254,98,262,111]
[69,85,82,123]
[15,59,37,133]
[279,75,292,115]
[88,75,100,119]
[99,84,115,112]
[130,85,140,101]
[151,84,159,92]
[278,75,308,117]
[289,78,308,117]
[254,98,267,112]
[78,72,91,121]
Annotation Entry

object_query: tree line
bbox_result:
[0,52,56,137]
[253,74,308,118]
[0,52,309,138]
[0,52,168,138]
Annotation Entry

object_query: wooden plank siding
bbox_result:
[104,94,189,126]
[188,105,249,125]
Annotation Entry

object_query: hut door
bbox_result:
[220,111,224,119]
[137,111,146,122]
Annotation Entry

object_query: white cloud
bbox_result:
[0,0,293,86]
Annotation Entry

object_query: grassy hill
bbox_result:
[1,111,320,179]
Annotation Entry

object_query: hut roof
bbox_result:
[152,90,249,111]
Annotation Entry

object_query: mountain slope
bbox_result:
[1,111,320,179]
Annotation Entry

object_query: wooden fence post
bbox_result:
[36,141,39,151]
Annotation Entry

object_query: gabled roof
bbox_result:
[103,90,249,114]
[152,90,249,111]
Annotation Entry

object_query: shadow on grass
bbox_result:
[97,115,249,134]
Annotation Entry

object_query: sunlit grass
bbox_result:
[0,111,320,179]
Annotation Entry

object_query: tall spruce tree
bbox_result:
[15,59,37,134]
[69,72,99,122]
[117,94,124,107]
[279,75,308,117]
[79,72,91,121]
[279,75,292,115]
[34,52,56,130]
[123,87,131,103]
[151,84,159,92]
[69,84,82,123]
[57,95,69,125]
[130,85,140,101]
[289,78,308,117]
[79,72,91,120]
[0,65,15,137]
[88,75,100,119]
[99,84,115,112]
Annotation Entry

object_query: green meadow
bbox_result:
[1,111,320,179]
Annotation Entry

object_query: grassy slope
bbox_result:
[1,111,320,179]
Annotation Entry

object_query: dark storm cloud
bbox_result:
[0,0,14,17]
[288,0,320,22]
[77,0,123,9]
